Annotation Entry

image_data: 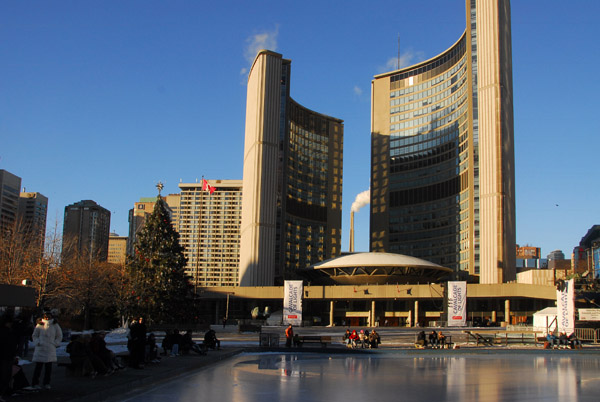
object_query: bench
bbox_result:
[493,332,539,346]
[296,336,331,347]
[414,335,453,349]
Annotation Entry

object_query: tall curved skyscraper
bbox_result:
[240,50,343,286]
[370,0,515,284]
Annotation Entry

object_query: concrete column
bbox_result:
[505,299,511,326]
[414,300,419,327]
[329,301,335,327]
[371,300,376,327]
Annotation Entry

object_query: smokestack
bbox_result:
[349,189,370,253]
[349,211,355,252]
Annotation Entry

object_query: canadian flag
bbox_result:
[202,179,216,194]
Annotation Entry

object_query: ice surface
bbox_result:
[117,352,600,402]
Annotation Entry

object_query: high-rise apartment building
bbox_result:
[239,50,344,286]
[18,191,48,248]
[178,180,242,287]
[0,170,22,230]
[370,0,515,283]
[62,200,111,261]
[126,194,179,256]
[107,233,127,265]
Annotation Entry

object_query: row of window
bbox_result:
[390,57,466,100]
[390,90,468,133]
[390,79,467,124]
[389,37,466,84]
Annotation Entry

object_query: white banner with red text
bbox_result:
[447,281,467,327]
[284,280,303,326]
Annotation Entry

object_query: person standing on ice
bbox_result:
[285,325,294,347]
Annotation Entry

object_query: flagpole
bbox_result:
[194,177,205,295]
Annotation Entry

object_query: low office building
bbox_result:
[197,282,555,328]
[107,234,127,265]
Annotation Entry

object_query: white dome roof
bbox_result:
[313,252,448,270]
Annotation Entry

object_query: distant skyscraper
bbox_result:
[178,180,242,287]
[62,200,111,261]
[18,191,48,249]
[0,170,22,230]
[107,233,127,265]
[370,0,515,283]
[239,50,344,286]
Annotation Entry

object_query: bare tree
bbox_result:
[0,218,42,285]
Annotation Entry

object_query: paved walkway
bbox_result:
[13,349,243,402]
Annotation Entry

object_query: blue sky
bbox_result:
[1,0,599,258]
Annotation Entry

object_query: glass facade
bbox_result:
[278,99,343,276]
[383,36,470,271]
[371,0,515,283]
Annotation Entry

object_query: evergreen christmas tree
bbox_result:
[127,184,193,323]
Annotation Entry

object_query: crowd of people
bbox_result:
[415,330,448,348]
[0,311,224,400]
[342,328,381,349]
[1,310,63,399]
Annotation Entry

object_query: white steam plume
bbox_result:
[351,189,370,213]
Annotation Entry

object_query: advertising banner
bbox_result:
[578,308,600,321]
[447,281,467,327]
[283,280,303,326]
[557,279,575,334]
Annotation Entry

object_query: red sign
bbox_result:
[287,315,298,319]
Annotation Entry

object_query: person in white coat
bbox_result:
[30,312,63,390]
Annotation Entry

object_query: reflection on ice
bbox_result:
[120,352,600,402]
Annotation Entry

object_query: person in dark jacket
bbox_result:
[14,313,33,358]
[66,335,98,377]
[203,329,221,350]
[415,330,427,348]
[181,330,206,355]
[128,317,147,368]
[369,330,381,349]
[0,313,18,400]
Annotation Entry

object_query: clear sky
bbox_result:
[2,0,599,258]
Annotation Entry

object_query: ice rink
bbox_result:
[118,352,600,402]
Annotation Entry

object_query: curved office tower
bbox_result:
[370,0,515,283]
[240,50,343,286]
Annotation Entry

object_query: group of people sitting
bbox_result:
[415,330,448,348]
[66,326,222,377]
[343,329,381,349]
[161,329,221,356]
[546,331,582,349]
[66,332,124,377]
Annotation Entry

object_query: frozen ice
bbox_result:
[116,352,600,402]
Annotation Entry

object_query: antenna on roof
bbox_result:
[397,33,401,70]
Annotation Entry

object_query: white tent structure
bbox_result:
[533,307,557,335]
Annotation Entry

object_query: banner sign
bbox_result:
[557,279,575,334]
[447,281,467,327]
[283,280,303,326]
[578,308,600,321]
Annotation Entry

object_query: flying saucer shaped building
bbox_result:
[302,252,452,285]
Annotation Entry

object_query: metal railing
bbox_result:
[575,328,599,344]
